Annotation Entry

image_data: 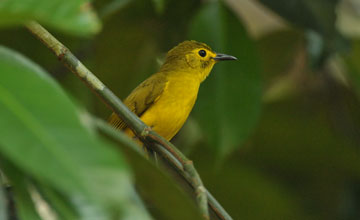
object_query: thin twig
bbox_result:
[26,21,233,220]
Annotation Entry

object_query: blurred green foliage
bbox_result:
[0,46,150,219]
[0,0,101,36]
[189,1,262,157]
[1,0,360,219]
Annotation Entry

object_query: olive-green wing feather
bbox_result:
[109,73,168,130]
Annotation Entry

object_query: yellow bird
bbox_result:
[109,40,237,141]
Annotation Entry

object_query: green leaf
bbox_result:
[0,0,101,36]
[0,46,144,218]
[189,1,262,157]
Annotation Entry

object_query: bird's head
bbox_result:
[160,40,237,82]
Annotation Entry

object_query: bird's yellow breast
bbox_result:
[129,73,200,140]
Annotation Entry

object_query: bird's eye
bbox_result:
[198,49,206,57]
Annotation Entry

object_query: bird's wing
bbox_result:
[108,73,168,130]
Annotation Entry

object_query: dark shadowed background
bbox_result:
[1,0,360,219]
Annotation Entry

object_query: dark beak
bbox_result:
[213,53,237,61]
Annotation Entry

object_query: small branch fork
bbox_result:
[26,21,233,220]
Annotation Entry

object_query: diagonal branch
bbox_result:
[26,21,233,220]
[94,119,232,220]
